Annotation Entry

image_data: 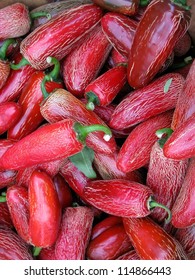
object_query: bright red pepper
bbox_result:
[0,202,13,228]
[127,0,191,89]
[171,158,195,228]
[53,173,73,209]
[174,225,195,259]
[20,4,103,70]
[0,119,112,170]
[40,88,116,155]
[109,73,184,130]
[62,24,112,97]
[6,185,30,244]
[85,65,127,110]
[29,170,61,247]
[55,206,94,260]
[83,179,172,220]
[123,216,188,260]
[101,12,138,57]
[0,226,33,260]
[116,110,173,173]
[0,102,22,135]
[92,0,140,15]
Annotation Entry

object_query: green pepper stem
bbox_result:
[171,56,193,70]
[0,192,6,202]
[33,246,42,257]
[41,75,50,99]
[86,91,100,111]
[0,38,16,61]
[30,11,51,21]
[148,197,172,224]
[140,0,150,7]
[156,127,174,148]
[74,122,112,144]
[10,56,30,70]
[171,0,191,10]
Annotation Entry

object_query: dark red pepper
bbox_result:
[127,0,191,89]
[0,202,13,228]
[92,0,140,15]
[174,32,192,57]
[53,173,73,209]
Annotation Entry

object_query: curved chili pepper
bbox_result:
[101,12,138,57]
[55,206,94,260]
[20,4,103,70]
[62,24,112,97]
[0,119,112,170]
[85,65,127,110]
[109,73,184,130]
[123,216,188,260]
[83,179,172,222]
[127,0,191,89]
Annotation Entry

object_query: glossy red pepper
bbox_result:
[101,12,138,57]
[171,158,195,228]
[53,173,73,209]
[40,88,116,155]
[29,170,61,247]
[123,217,188,260]
[116,110,173,173]
[20,4,103,70]
[127,0,191,89]
[55,206,94,260]
[0,3,31,40]
[0,52,36,104]
[83,179,172,221]
[0,226,33,260]
[174,225,195,259]
[6,185,30,244]
[146,141,188,223]
[92,0,140,15]
[62,24,112,97]
[0,119,112,170]
[0,102,22,135]
[109,73,184,130]
[163,113,195,160]
[85,65,127,110]
[0,202,13,228]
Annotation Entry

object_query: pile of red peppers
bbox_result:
[0,0,194,260]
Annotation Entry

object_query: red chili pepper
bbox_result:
[0,202,13,228]
[116,249,140,260]
[101,12,138,57]
[116,110,173,173]
[123,216,188,260]
[174,225,195,259]
[53,173,73,209]
[29,170,61,248]
[0,52,36,104]
[40,88,116,155]
[127,0,191,89]
[174,32,192,57]
[6,185,30,244]
[62,24,112,97]
[0,226,33,260]
[83,179,172,221]
[0,118,112,170]
[20,4,103,70]
[107,48,128,68]
[0,102,22,135]
[171,59,195,130]
[171,158,195,228]
[86,223,132,260]
[55,206,94,260]
[85,65,127,110]
[0,3,31,40]
[146,141,188,223]
[109,73,184,130]
[92,0,140,15]
[7,58,63,140]
[163,113,195,160]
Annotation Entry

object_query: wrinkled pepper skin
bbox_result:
[62,24,112,97]
[123,217,188,260]
[0,59,10,90]
[109,73,184,130]
[163,113,195,160]
[0,3,31,40]
[116,110,173,173]
[29,170,61,247]
[20,4,103,70]
[0,226,33,260]
[92,0,139,15]
[55,206,94,260]
[101,12,137,57]
[6,185,30,243]
[171,158,195,228]
[127,0,191,89]
[174,225,195,259]
[0,119,84,170]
